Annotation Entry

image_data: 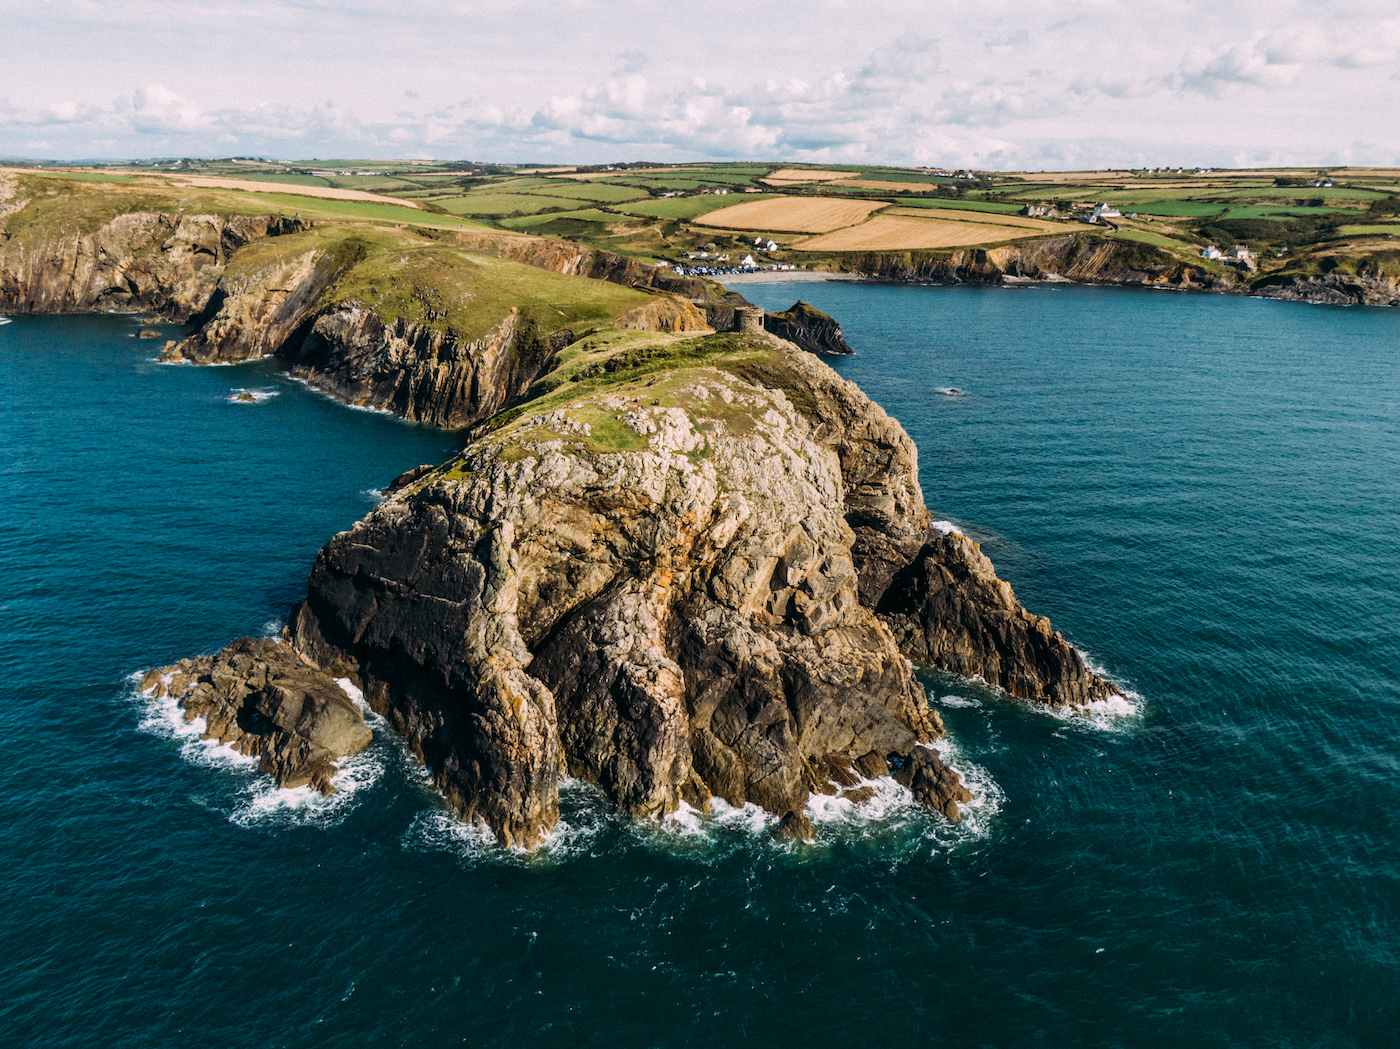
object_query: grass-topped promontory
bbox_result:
[409,329,807,480]
[214,224,662,344]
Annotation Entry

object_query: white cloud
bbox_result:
[1,2,1398,166]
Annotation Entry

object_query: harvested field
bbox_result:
[797,215,1044,252]
[761,169,852,183]
[884,207,1062,232]
[695,197,889,233]
[829,178,941,193]
[155,175,421,208]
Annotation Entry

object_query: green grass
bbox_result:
[611,194,772,220]
[1220,204,1355,220]
[511,182,650,203]
[1109,228,1193,250]
[1336,225,1400,237]
[434,193,580,216]
[502,208,626,230]
[1113,201,1226,218]
[880,197,1025,215]
[220,225,659,344]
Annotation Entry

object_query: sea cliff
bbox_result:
[2,179,1119,847]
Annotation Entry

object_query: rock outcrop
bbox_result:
[142,637,372,794]
[763,300,854,355]
[1251,270,1400,307]
[817,235,1237,293]
[878,529,1114,706]
[0,206,308,319]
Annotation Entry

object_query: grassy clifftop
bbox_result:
[218,224,659,344]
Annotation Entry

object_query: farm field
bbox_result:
[884,206,1061,232]
[797,215,1044,251]
[142,174,424,207]
[613,195,776,220]
[760,169,852,184]
[696,197,889,233]
[433,193,579,216]
[828,178,944,193]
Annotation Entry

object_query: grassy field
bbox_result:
[1336,225,1400,238]
[9,158,1398,288]
[696,197,889,233]
[434,193,578,216]
[612,194,774,220]
[501,208,627,230]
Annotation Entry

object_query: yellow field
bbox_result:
[695,196,889,233]
[760,169,851,184]
[798,215,1044,251]
[827,178,945,193]
[152,175,421,208]
[884,207,1062,232]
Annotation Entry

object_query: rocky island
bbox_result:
[3,172,1116,847]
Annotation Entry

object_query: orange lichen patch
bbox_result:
[695,197,890,233]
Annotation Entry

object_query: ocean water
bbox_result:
[1,290,1397,1047]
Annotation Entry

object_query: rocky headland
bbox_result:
[3,176,1118,847]
[146,324,1114,848]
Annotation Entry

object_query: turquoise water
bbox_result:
[1,289,1397,1047]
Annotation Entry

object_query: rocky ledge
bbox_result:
[142,637,371,794]
[151,328,1113,848]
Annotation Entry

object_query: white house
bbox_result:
[1201,245,1224,260]
[1091,203,1123,221]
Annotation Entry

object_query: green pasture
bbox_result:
[502,208,625,230]
[521,181,650,203]
[1337,225,1400,237]
[884,197,1024,215]
[613,195,774,220]
[435,193,580,216]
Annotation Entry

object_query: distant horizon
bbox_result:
[0,157,1372,174]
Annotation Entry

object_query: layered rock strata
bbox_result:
[243,332,1110,846]
[142,637,372,794]
[763,300,854,355]
[0,209,308,318]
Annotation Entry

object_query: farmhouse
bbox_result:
[1021,204,1058,218]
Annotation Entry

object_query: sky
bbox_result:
[3,0,1399,169]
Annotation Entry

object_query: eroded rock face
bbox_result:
[285,307,575,428]
[877,529,1114,706]
[763,300,854,355]
[142,637,372,794]
[288,359,951,846]
[0,210,307,319]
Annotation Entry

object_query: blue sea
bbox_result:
[1,286,1397,1047]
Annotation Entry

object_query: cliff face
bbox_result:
[0,209,308,319]
[288,336,952,845]
[819,234,1400,307]
[266,331,1109,846]
[823,235,1235,292]
[285,307,575,428]
[159,228,711,429]
[763,301,854,355]
[1251,270,1400,307]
